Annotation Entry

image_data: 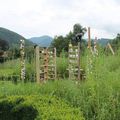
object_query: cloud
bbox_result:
[0,0,120,38]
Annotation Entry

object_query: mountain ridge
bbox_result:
[29,35,53,47]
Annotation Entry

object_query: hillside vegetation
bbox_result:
[0,24,120,119]
[0,48,120,120]
[0,27,33,48]
[29,35,53,47]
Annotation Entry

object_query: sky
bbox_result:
[0,0,120,39]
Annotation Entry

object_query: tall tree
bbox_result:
[51,36,66,56]
[72,24,87,43]
[51,24,87,56]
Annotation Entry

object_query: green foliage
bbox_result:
[29,35,53,47]
[0,27,34,64]
[111,33,120,51]
[56,54,68,78]
[0,96,38,120]
[51,36,68,56]
[39,78,120,120]
[0,94,84,120]
[7,44,34,60]
[0,59,20,77]
[73,24,86,35]
[0,58,36,82]
[51,24,87,56]
[0,39,9,51]
[0,27,33,48]
[0,76,120,120]
[0,38,120,120]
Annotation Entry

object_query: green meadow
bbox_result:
[0,49,120,120]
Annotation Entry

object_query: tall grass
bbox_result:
[0,49,120,120]
[0,58,36,81]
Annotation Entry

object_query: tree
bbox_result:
[72,24,87,44]
[73,24,85,35]
[51,36,67,56]
[51,24,87,56]
[111,33,120,51]
[0,39,9,51]
[0,39,9,63]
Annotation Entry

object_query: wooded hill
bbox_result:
[29,35,53,47]
[0,27,33,48]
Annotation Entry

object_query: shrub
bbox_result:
[0,95,84,120]
[0,97,38,120]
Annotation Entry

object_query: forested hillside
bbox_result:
[29,35,53,47]
[0,27,33,48]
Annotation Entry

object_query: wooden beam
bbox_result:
[88,27,91,49]
[35,46,40,83]
[107,43,115,55]
[44,48,48,81]
[69,43,72,80]
[78,42,80,81]
[20,39,25,82]
[54,48,57,80]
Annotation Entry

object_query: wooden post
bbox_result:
[107,43,115,55]
[20,39,25,82]
[87,27,93,75]
[54,48,57,80]
[35,46,40,83]
[88,27,91,49]
[78,42,80,81]
[44,48,49,81]
[68,43,72,80]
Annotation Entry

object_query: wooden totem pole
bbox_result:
[20,39,25,81]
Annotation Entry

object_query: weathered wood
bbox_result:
[69,42,81,80]
[78,42,80,81]
[107,43,115,55]
[54,48,57,80]
[35,46,40,83]
[20,39,25,82]
[88,27,91,49]
[68,43,72,80]
[44,48,48,81]
[37,47,57,81]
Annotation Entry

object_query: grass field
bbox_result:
[0,50,120,120]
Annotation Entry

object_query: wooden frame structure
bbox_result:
[20,39,25,81]
[68,42,81,80]
[88,27,94,55]
[106,43,115,55]
[35,46,56,83]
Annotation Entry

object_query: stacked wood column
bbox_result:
[68,42,80,80]
[20,39,25,81]
[35,46,56,83]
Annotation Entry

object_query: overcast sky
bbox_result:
[0,0,120,39]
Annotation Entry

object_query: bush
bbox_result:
[0,97,38,120]
[0,95,84,120]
